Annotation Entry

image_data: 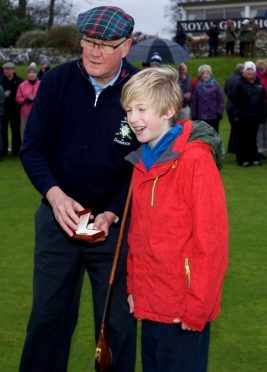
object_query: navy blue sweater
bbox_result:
[20,59,139,217]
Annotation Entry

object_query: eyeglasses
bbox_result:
[81,37,126,54]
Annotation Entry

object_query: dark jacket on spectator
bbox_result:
[232,76,265,121]
[0,84,4,116]
[224,71,242,112]
[1,73,22,113]
[178,76,192,108]
[207,26,220,45]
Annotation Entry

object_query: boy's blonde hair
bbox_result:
[121,67,183,123]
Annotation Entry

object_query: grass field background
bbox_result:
[0,57,267,371]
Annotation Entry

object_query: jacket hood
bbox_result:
[126,120,225,170]
[188,120,225,169]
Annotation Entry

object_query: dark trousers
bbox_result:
[208,42,218,57]
[2,110,21,155]
[19,203,136,372]
[226,42,235,55]
[226,109,236,153]
[235,118,261,165]
[239,41,246,57]
[141,320,210,372]
[245,42,255,58]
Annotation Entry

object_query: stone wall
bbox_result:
[0,48,81,65]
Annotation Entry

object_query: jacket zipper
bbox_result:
[94,91,101,107]
[185,258,191,288]
[150,160,177,206]
[150,176,159,206]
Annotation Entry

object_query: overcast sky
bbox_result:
[74,0,174,39]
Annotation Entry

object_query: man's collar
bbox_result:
[88,61,123,93]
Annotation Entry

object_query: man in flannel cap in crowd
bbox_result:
[19,6,139,372]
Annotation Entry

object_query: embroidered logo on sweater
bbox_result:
[114,117,132,146]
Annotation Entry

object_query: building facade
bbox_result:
[177,0,267,32]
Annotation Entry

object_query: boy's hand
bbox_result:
[173,317,196,331]
[127,294,134,313]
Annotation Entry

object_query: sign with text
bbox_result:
[178,17,267,33]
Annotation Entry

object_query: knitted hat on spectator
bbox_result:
[150,52,162,66]
[243,61,256,72]
[77,6,134,40]
[3,62,15,69]
[198,64,212,76]
[27,62,37,73]
[40,57,50,66]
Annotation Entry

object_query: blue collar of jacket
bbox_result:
[126,119,225,170]
[126,120,192,168]
[141,124,183,171]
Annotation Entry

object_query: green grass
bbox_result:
[1,58,267,371]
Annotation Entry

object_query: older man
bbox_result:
[19,6,139,372]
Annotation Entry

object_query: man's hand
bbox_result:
[173,317,196,331]
[127,294,134,313]
[92,211,118,242]
[46,186,84,236]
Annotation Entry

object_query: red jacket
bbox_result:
[126,120,228,331]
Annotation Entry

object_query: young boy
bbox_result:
[121,67,228,372]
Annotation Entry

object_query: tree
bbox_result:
[48,0,55,29]
[17,0,27,18]
[0,0,33,47]
[0,17,33,47]
[47,0,74,29]
[7,0,74,28]
[0,0,83,46]
[0,0,15,29]
[164,1,182,37]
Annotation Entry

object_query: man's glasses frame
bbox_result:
[81,37,127,54]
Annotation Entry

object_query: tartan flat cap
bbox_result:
[77,6,134,40]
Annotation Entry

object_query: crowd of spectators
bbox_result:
[175,59,267,167]
[175,18,260,58]
[206,18,260,58]
[1,55,267,168]
[207,18,260,58]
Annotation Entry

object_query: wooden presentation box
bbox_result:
[72,209,105,241]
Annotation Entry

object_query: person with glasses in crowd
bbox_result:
[19,6,139,372]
